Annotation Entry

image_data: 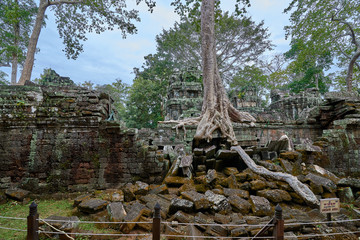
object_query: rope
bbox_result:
[163,221,275,228]
[296,230,360,239]
[284,218,360,226]
[0,226,27,232]
[161,234,274,239]
[39,219,75,240]
[38,230,152,237]
[0,216,26,220]
[39,218,152,224]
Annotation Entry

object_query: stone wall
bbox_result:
[0,85,164,193]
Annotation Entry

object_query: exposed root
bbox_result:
[231,145,320,206]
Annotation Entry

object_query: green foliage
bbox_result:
[124,76,167,129]
[52,0,156,60]
[0,0,38,81]
[284,39,333,94]
[34,68,75,86]
[95,78,129,119]
[284,0,360,90]
[152,12,272,83]
[0,70,9,85]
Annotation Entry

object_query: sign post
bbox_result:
[320,198,340,226]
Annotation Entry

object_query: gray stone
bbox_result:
[5,188,30,201]
[134,181,149,196]
[140,194,171,215]
[172,210,194,223]
[338,178,360,189]
[223,188,249,199]
[338,187,354,203]
[204,145,217,158]
[215,150,238,160]
[305,173,336,192]
[181,190,210,211]
[193,148,204,156]
[257,189,292,203]
[205,190,232,213]
[78,199,108,214]
[121,201,149,233]
[107,202,127,222]
[249,195,272,216]
[206,169,217,184]
[169,198,194,214]
[228,195,251,214]
[231,227,248,237]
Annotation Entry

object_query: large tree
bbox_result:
[16,0,156,85]
[0,0,37,84]
[166,0,319,206]
[152,12,272,84]
[284,0,360,91]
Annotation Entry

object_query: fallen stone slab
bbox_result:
[223,188,249,199]
[107,202,127,223]
[78,199,108,214]
[228,195,251,214]
[305,173,337,192]
[42,215,80,232]
[250,195,272,217]
[169,198,194,214]
[205,190,231,214]
[181,191,210,211]
[257,189,292,203]
[5,188,30,201]
[121,201,150,233]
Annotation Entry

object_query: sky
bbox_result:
[0,0,291,86]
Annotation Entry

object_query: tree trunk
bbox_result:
[18,0,48,85]
[196,0,255,145]
[231,145,319,206]
[11,9,20,85]
[345,50,360,92]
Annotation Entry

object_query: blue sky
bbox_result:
[1,0,291,86]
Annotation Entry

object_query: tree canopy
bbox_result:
[284,0,360,91]
[0,0,37,84]
[17,0,156,85]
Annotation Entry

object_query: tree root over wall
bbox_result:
[231,145,320,207]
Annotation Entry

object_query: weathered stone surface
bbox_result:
[194,212,215,231]
[258,160,283,172]
[226,174,239,189]
[107,202,127,222]
[140,193,171,215]
[169,198,194,214]
[231,226,248,237]
[204,145,216,158]
[214,213,231,224]
[310,165,340,184]
[257,189,292,203]
[193,148,204,156]
[249,195,272,216]
[223,188,249,199]
[338,178,360,189]
[134,181,149,196]
[228,195,251,214]
[164,176,191,187]
[279,159,293,173]
[250,180,267,191]
[121,201,149,233]
[223,167,239,176]
[172,210,194,223]
[279,152,301,161]
[73,194,92,207]
[338,187,354,203]
[149,184,169,195]
[206,169,217,184]
[123,183,136,202]
[305,173,336,192]
[43,215,80,232]
[216,150,238,161]
[5,188,30,201]
[181,191,210,211]
[205,190,231,213]
[78,199,108,214]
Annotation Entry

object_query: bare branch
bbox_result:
[332,17,360,49]
[48,0,83,5]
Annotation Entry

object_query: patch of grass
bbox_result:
[0,199,120,240]
[0,199,73,240]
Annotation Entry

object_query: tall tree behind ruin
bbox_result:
[284,0,360,92]
[0,0,37,84]
[16,0,156,85]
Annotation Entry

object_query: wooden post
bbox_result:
[27,202,39,240]
[273,204,284,240]
[153,202,161,240]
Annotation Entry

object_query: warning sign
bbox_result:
[320,198,340,213]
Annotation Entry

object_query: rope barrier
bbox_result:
[0,216,26,220]
[296,230,360,239]
[0,226,27,232]
[163,221,275,228]
[38,230,152,237]
[284,218,360,226]
[161,234,275,239]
